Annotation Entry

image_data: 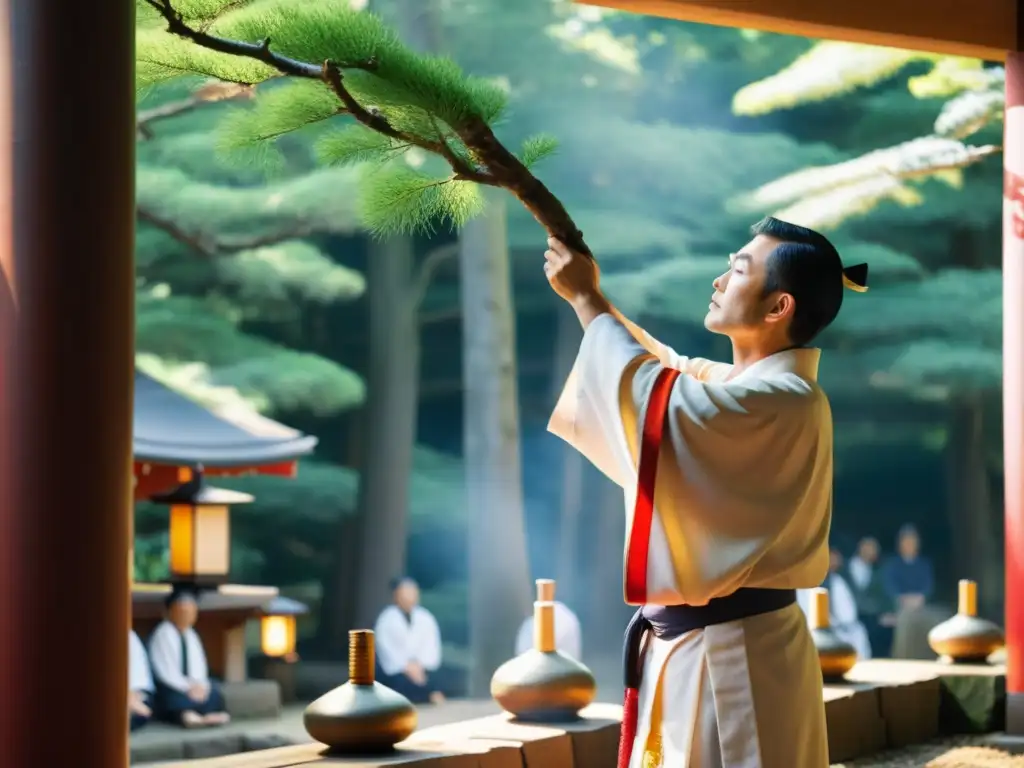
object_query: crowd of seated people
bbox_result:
[128,586,230,732]
[797,525,940,660]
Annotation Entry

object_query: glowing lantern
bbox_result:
[262,615,297,658]
[150,466,253,586]
[260,597,307,661]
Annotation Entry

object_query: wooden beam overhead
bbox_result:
[578,0,1021,61]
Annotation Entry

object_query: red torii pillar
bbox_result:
[0,0,136,765]
[1005,48,1024,734]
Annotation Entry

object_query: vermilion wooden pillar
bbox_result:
[1005,47,1024,734]
[0,0,136,765]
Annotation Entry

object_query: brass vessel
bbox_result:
[490,579,596,721]
[808,588,857,682]
[303,629,417,753]
[928,580,1004,663]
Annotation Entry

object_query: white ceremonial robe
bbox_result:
[148,620,211,693]
[129,629,155,694]
[798,574,873,661]
[549,313,831,768]
[374,605,443,677]
[515,600,583,659]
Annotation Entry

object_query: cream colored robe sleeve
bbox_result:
[549,313,831,606]
[548,309,727,487]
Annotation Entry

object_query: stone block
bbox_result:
[846,659,942,747]
[406,715,572,768]
[823,684,886,763]
[130,735,186,765]
[184,734,246,760]
[222,679,282,720]
[848,659,1007,737]
[405,703,621,768]
[937,664,1007,734]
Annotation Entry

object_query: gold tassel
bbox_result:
[641,665,666,767]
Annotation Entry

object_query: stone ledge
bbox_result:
[169,661,1007,768]
[131,731,294,764]
[222,680,283,721]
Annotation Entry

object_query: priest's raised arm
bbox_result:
[550,311,832,607]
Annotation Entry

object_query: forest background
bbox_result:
[132,0,1007,693]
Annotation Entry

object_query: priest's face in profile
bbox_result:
[705,234,794,345]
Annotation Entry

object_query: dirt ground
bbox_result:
[834,737,1024,767]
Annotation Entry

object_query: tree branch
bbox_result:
[411,242,459,311]
[136,81,253,139]
[150,0,593,257]
[137,204,312,256]
[145,0,347,78]
[321,62,492,184]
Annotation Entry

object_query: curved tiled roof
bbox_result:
[133,371,317,467]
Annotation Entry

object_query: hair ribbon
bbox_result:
[841,263,869,293]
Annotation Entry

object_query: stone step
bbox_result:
[134,660,1008,767]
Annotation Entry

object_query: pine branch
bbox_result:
[146,0,592,257]
[137,203,312,256]
[136,81,253,139]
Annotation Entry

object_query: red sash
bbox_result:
[624,366,681,604]
[617,365,680,768]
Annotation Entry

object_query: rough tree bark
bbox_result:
[350,236,420,627]
[460,191,532,695]
[317,0,446,650]
[946,393,1003,618]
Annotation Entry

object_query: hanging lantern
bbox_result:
[260,596,307,660]
[150,466,253,586]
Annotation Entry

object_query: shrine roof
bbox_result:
[133,371,318,468]
[581,0,1021,60]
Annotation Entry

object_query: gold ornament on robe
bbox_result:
[927,580,1004,663]
[303,629,417,753]
[490,579,596,721]
[808,587,858,681]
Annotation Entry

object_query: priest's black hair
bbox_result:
[897,524,920,542]
[752,216,849,347]
[164,584,198,609]
[389,575,416,592]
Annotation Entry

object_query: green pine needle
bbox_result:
[315,125,410,167]
[136,28,277,90]
[205,0,508,126]
[215,80,341,170]
[518,134,559,169]
[358,163,484,236]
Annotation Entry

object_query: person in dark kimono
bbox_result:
[148,587,231,728]
[882,525,934,610]
[882,525,940,659]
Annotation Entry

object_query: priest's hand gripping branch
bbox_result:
[143,0,592,257]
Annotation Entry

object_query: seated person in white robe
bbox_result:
[514,600,583,660]
[148,587,230,728]
[373,577,448,704]
[797,547,872,660]
[544,218,868,768]
[129,629,155,732]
